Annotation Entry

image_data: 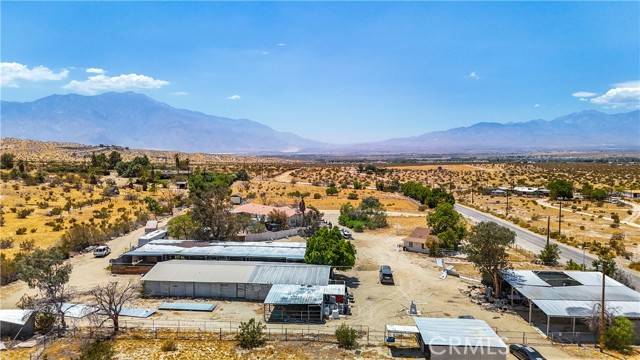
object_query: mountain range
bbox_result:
[1,92,638,154]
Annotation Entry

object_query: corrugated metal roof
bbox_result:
[142,260,330,286]
[414,318,507,349]
[62,303,98,318]
[386,325,419,334]
[158,303,216,312]
[125,240,306,261]
[119,307,155,318]
[0,310,34,325]
[323,284,346,296]
[502,270,640,301]
[264,284,325,305]
[532,300,640,318]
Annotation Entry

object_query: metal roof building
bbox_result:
[111,240,306,274]
[501,270,640,337]
[142,260,330,301]
[413,318,507,360]
[0,309,36,339]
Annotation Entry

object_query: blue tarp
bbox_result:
[158,303,216,312]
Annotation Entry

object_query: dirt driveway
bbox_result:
[321,210,579,359]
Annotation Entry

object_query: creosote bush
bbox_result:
[335,324,358,349]
[236,318,266,349]
[160,339,177,352]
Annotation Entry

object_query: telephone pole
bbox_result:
[546,216,550,246]
[558,200,562,236]
[599,268,606,351]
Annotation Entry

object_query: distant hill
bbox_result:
[0,92,325,154]
[1,92,638,154]
[327,109,640,154]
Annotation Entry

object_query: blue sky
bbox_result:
[2,2,639,143]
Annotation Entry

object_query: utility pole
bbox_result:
[506,189,510,216]
[599,267,606,351]
[546,216,550,246]
[558,199,562,236]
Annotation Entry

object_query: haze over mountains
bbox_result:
[1,92,638,154]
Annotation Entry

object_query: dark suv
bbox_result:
[509,344,546,360]
[379,265,394,285]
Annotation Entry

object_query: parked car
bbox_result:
[93,245,111,258]
[379,265,394,285]
[509,344,546,360]
[340,229,353,239]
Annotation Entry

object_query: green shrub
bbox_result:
[347,192,358,200]
[335,324,358,349]
[15,227,27,235]
[605,317,635,353]
[160,339,177,352]
[236,318,266,349]
[313,193,322,199]
[35,313,56,334]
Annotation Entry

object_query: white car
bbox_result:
[93,245,111,258]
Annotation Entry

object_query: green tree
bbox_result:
[305,227,356,268]
[564,259,587,271]
[167,213,198,239]
[538,243,560,266]
[335,324,358,349]
[1,153,15,169]
[465,222,515,297]
[605,317,635,353]
[592,248,617,277]
[189,175,242,241]
[17,248,72,334]
[108,151,122,169]
[235,169,250,181]
[427,203,466,239]
[268,209,289,230]
[548,179,573,200]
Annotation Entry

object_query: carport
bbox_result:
[263,284,325,323]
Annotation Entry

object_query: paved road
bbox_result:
[454,203,640,289]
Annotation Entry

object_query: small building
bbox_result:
[111,240,307,274]
[141,260,330,300]
[414,317,507,360]
[623,190,640,199]
[144,220,158,234]
[175,181,188,190]
[0,310,36,339]
[137,229,168,246]
[402,227,438,254]
[263,284,326,323]
[231,203,304,228]
[230,194,243,205]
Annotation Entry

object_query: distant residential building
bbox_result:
[402,227,438,254]
[231,203,304,228]
[623,190,640,199]
[175,181,188,190]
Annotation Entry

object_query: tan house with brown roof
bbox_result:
[402,227,438,254]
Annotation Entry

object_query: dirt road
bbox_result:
[0,216,173,309]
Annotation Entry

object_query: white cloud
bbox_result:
[260,51,270,55]
[172,91,188,96]
[64,73,169,95]
[276,43,286,47]
[0,62,68,87]
[227,94,241,101]
[86,67,105,74]
[533,104,541,108]
[589,80,640,109]
[571,91,597,98]
[468,71,480,80]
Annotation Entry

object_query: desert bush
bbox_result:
[313,193,322,199]
[16,208,34,219]
[347,192,358,200]
[236,318,266,349]
[79,340,114,360]
[605,317,635,353]
[160,339,177,352]
[15,227,27,235]
[335,324,358,349]
[0,238,14,249]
